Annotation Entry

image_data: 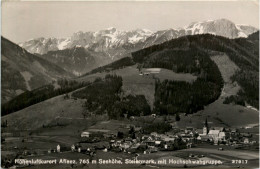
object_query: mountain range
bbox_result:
[2,18,259,103]
[20,19,258,56]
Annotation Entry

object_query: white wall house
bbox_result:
[81,131,90,137]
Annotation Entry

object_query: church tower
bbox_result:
[203,118,209,135]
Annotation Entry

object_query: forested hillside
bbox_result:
[119,33,259,110]
[148,49,223,115]
[72,74,151,119]
[85,32,258,113]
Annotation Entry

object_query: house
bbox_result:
[218,132,226,141]
[81,131,90,138]
[121,142,131,149]
[186,143,193,148]
[155,140,162,145]
[185,127,194,133]
[208,130,220,139]
[131,143,140,149]
[143,68,161,74]
[243,138,249,144]
[142,135,153,141]
[189,131,197,137]
[161,136,175,142]
[197,135,201,140]
[57,144,60,153]
[71,144,75,152]
[143,140,155,147]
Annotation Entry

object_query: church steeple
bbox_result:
[203,118,209,135]
[204,118,208,128]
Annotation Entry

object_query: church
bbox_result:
[198,118,226,144]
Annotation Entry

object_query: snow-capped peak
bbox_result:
[19,19,258,55]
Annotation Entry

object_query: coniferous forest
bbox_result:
[72,74,151,119]
[140,48,223,115]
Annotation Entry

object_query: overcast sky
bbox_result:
[2,1,259,43]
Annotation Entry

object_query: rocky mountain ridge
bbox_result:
[19,19,258,55]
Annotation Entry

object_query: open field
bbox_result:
[78,65,196,108]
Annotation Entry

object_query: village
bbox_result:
[51,118,258,158]
[1,114,259,168]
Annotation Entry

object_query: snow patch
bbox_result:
[139,29,153,36]
[237,31,247,38]
[106,34,118,44]
[58,38,71,50]
[189,23,205,34]
[129,35,143,43]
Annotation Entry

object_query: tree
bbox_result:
[175,113,180,121]
[117,131,124,139]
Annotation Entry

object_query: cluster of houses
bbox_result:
[48,119,257,155]
[196,119,257,145]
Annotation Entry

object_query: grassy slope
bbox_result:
[1,94,86,130]
[78,64,196,108]
[175,53,258,128]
